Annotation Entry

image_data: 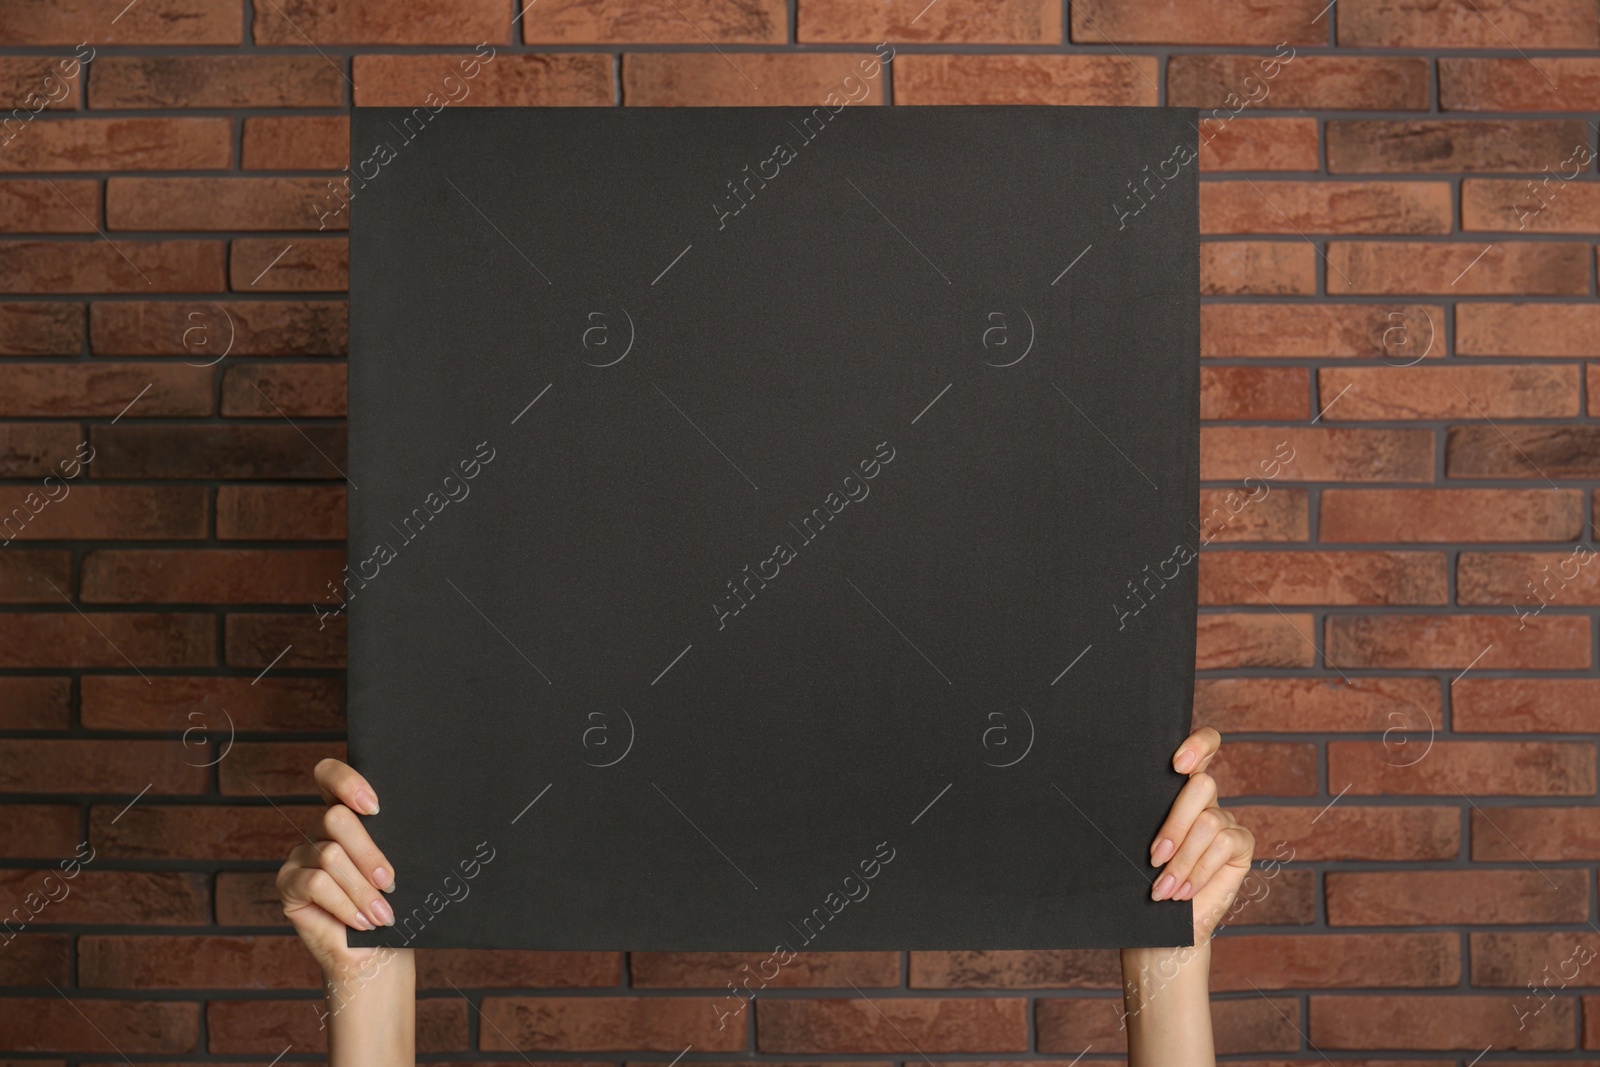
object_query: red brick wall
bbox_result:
[1,0,1598,1059]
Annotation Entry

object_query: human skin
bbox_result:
[280,728,1252,1067]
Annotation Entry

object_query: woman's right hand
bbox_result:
[277,758,403,977]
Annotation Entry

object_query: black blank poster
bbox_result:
[347,105,1198,951]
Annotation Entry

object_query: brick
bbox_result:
[1459,551,1600,607]
[91,300,346,356]
[906,950,1119,989]
[81,675,343,732]
[1328,120,1588,173]
[0,363,212,417]
[0,677,70,729]
[0,999,197,1053]
[352,54,612,106]
[0,118,231,172]
[1318,365,1580,419]
[89,425,348,480]
[1454,679,1600,733]
[0,56,83,110]
[1228,805,1459,860]
[1198,486,1309,542]
[222,363,346,417]
[1171,55,1429,110]
[0,805,77,857]
[1326,614,1589,669]
[0,739,208,794]
[1202,427,1434,482]
[1443,57,1600,111]
[1329,740,1595,796]
[1038,995,1302,1054]
[216,740,343,795]
[1213,933,1458,991]
[1327,241,1590,295]
[89,56,344,108]
[231,238,346,292]
[82,548,345,604]
[241,116,350,170]
[1200,365,1308,420]
[92,804,319,860]
[421,950,620,988]
[624,53,887,107]
[0,612,212,668]
[0,240,225,294]
[895,55,1156,106]
[254,0,508,44]
[769,0,984,41]
[632,952,897,988]
[1463,179,1600,234]
[1202,303,1443,357]
[1327,870,1588,926]
[1194,676,1441,733]
[207,997,466,1053]
[108,178,343,231]
[1200,550,1447,605]
[1337,0,1600,48]
[478,997,745,1051]
[0,485,208,541]
[226,613,345,669]
[0,869,208,923]
[757,998,1027,1053]
[1196,612,1316,669]
[1210,741,1317,796]
[0,179,99,233]
[1458,303,1600,356]
[533,0,785,42]
[1070,0,1327,44]
[1309,993,1572,1050]
[0,935,69,986]
[1201,181,1453,235]
[217,485,346,540]
[0,0,241,44]
[1198,117,1320,171]
[1473,808,1600,861]
[1449,425,1600,479]
[0,549,69,601]
[1200,244,1316,297]
[1320,489,1585,542]
[1229,868,1316,928]
[80,935,319,989]
[0,423,83,477]
[215,871,288,925]
[0,302,83,354]
[1470,931,1600,987]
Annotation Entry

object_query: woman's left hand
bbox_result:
[1149,727,1254,945]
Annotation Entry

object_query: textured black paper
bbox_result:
[347,105,1198,950]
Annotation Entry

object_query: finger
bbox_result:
[1149,771,1218,867]
[278,858,374,932]
[314,758,380,816]
[1173,727,1221,775]
[308,833,395,928]
[1153,805,1233,901]
[1177,824,1253,901]
[319,803,396,894]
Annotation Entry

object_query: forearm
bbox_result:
[1120,943,1214,1067]
[325,948,415,1067]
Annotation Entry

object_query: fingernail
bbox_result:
[352,913,374,932]
[371,896,395,927]
[1152,874,1176,901]
[372,866,393,892]
[1177,880,1194,900]
[1174,749,1197,773]
[356,791,380,816]
[1150,838,1175,866]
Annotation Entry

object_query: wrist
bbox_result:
[323,947,415,1067]
[1119,943,1214,1067]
